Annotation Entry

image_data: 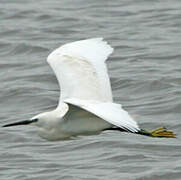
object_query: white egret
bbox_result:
[3,38,176,140]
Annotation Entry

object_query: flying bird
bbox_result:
[3,38,176,140]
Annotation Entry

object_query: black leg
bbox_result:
[103,127,129,132]
[104,127,176,138]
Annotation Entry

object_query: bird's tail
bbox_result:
[137,127,176,138]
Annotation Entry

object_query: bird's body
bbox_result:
[3,38,176,140]
[37,104,112,141]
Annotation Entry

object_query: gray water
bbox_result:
[0,0,181,179]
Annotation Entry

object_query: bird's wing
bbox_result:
[65,98,140,132]
[47,38,113,104]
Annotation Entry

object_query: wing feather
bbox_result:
[65,98,140,132]
[47,38,113,103]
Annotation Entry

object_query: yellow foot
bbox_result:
[140,127,176,138]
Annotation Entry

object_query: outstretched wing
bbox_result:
[65,98,140,132]
[47,38,113,103]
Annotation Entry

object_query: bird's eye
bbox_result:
[31,118,39,123]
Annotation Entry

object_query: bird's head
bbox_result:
[3,103,68,129]
[2,112,44,128]
[3,103,69,140]
[2,111,64,141]
[2,110,61,129]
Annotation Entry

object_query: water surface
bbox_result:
[0,0,181,179]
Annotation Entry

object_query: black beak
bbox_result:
[2,119,38,127]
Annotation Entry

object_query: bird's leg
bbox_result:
[104,127,126,132]
[104,127,176,138]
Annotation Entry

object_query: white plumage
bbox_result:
[3,38,141,141]
[47,38,113,102]
[47,38,140,138]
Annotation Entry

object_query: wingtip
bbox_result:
[90,37,114,57]
[47,37,114,64]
